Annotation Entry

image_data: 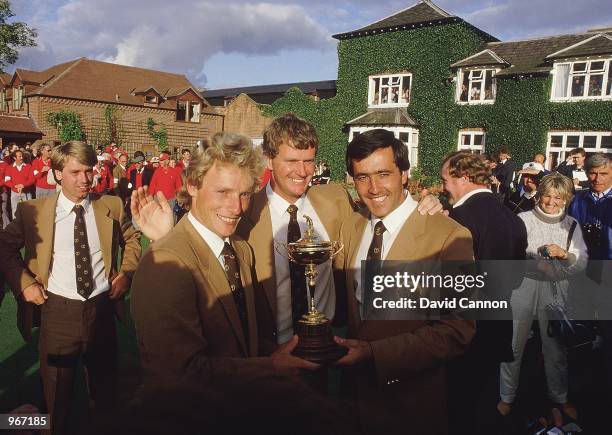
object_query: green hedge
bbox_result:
[263,22,612,180]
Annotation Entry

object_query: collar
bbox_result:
[453,188,492,208]
[523,190,537,199]
[58,189,91,214]
[266,182,306,217]
[187,212,228,259]
[369,191,417,235]
[500,159,507,164]
[13,162,24,168]
[591,187,612,200]
[533,204,565,224]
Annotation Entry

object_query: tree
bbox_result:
[0,0,37,72]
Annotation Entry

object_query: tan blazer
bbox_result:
[131,217,271,385]
[236,183,354,341]
[0,192,141,341]
[336,208,476,435]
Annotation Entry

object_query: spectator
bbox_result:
[0,157,9,228]
[176,148,191,172]
[32,143,55,199]
[492,147,516,197]
[558,148,589,191]
[499,173,586,420]
[148,151,182,213]
[505,162,544,214]
[113,153,130,202]
[4,150,35,218]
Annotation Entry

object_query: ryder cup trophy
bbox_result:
[277,215,345,363]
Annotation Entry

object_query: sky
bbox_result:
[9,0,612,89]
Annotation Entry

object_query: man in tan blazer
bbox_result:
[333,129,475,435]
[130,132,317,387]
[236,114,356,346]
[0,141,141,435]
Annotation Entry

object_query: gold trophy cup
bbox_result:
[278,215,345,363]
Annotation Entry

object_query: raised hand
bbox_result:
[130,187,174,241]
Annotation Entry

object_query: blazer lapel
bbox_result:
[307,188,334,239]
[245,191,277,321]
[37,193,60,286]
[185,221,249,356]
[91,198,113,277]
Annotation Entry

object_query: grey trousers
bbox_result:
[0,190,9,228]
[10,190,32,219]
[500,280,568,404]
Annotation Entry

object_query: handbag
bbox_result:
[546,221,595,350]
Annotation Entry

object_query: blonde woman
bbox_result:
[499,173,587,419]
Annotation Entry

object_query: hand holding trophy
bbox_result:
[277,215,346,363]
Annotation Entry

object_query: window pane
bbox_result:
[460,72,469,102]
[571,76,585,97]
[583,135,597,148]
[461,134,471,146]
[390,76,400,85]
[608,63,612,96]
[474,134,484,146]
[381,88,389,104]
[382,77,388,86]
[399,132,409,142]
[401,76,410,104]
[470,81,482,100]
[550,135,563,147]
[553,64,570,98]
[390,86,399,103]
[573,62,587,72]
[602,135,612,148]
[190,102,201,122]
[484,70,494,100]
[567,135,580,148]
[371,78,380,105]
[176,101,187,121]
[588,74,604,96]
[471,70,483,79]
[549,152,559,170]
[590,61,605,71]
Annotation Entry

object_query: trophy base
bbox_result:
[292,317,347,364]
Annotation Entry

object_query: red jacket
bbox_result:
[175,160,190,172]
[31,157,55,190]
[149,167,182,200]
[4,163,35,193]
[0,161,6,190]
[91,163,112,194]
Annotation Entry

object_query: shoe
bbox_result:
[560,401,578,420]
[497,400,512,416]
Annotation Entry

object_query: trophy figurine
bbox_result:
[278,215,346,364]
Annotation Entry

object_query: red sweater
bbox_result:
[149,167,182,200]
[4,163,35,193]
[0,161,6,190]
[91,164,112,194]
[32,157,55,189]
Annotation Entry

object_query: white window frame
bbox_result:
[551,57,612,101]
[0,89,6,112]
[176,100,201,123]
[12,86,23,110]
[456,68,497,104]
[546,131,612,170]
[145,95,158,104]
[348,126,419,169]
[457,130,486,153]
[368,73,412,108]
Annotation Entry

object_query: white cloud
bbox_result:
[13,0,332,84]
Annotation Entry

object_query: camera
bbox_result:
[583,223,603,248]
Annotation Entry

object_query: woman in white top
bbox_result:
[498,173,588,419]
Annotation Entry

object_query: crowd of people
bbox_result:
[0,116,610,435]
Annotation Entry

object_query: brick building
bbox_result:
[0,57,223,155]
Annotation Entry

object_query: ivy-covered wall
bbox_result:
[263,22,612,181]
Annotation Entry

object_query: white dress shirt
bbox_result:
[452,188,492,208]
[266,183,335,344]
[187,212,229,268]
[353,192,417,305]
[47,191,109,300]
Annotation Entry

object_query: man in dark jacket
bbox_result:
[441,151,527,435]
[492,147,517,198]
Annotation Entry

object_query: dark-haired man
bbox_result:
[334,129,475,435]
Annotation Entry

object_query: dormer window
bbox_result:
[176,100,201,123]
[457,68,496,104]
[145,95,158,104]
[368,73,411,107]
[0,89,7,112]
[551,58,612,101]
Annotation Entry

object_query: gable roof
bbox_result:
[546,33,612,59]
[451,32,611,77]
[346,108,419,127]
[451,49,510,68]
[0,115,43,136]
[23,58,207,109]
[203,80,337,99]
[332,1,497,42]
